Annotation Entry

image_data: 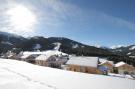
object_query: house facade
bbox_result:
[66,56,102,74]
[115,61,135,74]
[98,59,114,73]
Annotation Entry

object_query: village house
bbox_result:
[20,54,39,63]
[19,50,68,66]
[35,54,52,66]
[98,58,114,74]
[115,61,135,74]
[66,56,102,74]
[35,54,68,68]
[7,53,17,59]
[16,51,23,60]
[5,51,17,59]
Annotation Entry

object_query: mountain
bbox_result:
[16,36,114,57]
[111,45,135,57]
[0,31,26,43]
[107,45,135,66]
[0,31,113,57]
[0,31,135,66]
[0,31,26,53]
[48,37,115,56]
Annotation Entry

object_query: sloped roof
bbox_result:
[21,54,32,59]
[115,61,126,67]
[35,55,51,61]
[99,58,114,65]
[66,56,98,67]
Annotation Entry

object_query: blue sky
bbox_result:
[0,0,135,47]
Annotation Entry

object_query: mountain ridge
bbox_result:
[0,31,135,66]
[0,31,113,56]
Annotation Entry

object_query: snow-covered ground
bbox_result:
[0,58,134,89]
[53,42,61,50]
[108,73,134,79]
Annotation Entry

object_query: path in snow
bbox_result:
[0,63,58,89]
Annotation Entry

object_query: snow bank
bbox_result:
[0,59,134,89]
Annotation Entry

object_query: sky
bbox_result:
[0,0,135,48]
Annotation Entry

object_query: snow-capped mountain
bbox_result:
[110,45,135,57]
[0,31,113,57]
[1,31,135,58]
[1,31,135,66]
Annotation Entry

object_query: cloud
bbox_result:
[0,0,83,36]
[0,0,135,37]
[100,12,135,31]
[0,0,37,37]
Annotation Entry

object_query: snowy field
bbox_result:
[0,58,134,89]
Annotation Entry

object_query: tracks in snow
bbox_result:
[1,64,58,89]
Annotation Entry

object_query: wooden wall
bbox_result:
[67,64,102,74]
[117,64,135,74]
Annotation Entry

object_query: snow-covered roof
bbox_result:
[115,61,126,67]
[66,56,98,67]
[35,55,51,61]
[21,54,32,59]
[22,50,68,61]
[8,54,14,58]
[0,59,134,89]
[99,58,107,63]
[99,58,114,65]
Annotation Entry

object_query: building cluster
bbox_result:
[66,56,135,75]
[1,50,135,75]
